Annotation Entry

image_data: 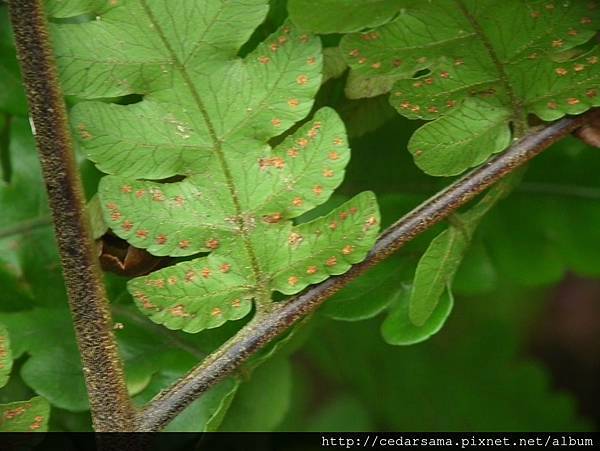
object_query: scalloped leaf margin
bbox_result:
[49,0,381,333]
[338,0,600,176]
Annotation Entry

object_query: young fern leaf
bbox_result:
[382,286,454,346]
[49,0,380,333]
[337,0,600,176]
[408,175,518,327]
[408,172,520,327]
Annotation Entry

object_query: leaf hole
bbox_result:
[111,93,144,105]
[412,68,431,78]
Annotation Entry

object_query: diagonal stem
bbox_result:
[8,0,136,432]
[139,108,599,431]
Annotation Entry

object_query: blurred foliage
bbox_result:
[0,0,598,433]
[281,289,591,431]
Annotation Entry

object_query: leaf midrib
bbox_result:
[454,0,527,135]
[138,0,266,298]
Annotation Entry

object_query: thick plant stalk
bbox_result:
[8,0,136,431]
[140,108,600,431]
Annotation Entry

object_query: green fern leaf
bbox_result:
[409,228,469,327]
[50,1,380,333]
[288,0,402,34]
[338,0,600,175]
[44,0,109,18]
[0,324,11,388]
[128,192,378,332]
[0,397,50,432]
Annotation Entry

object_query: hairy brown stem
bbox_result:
[8,0,136,431]
[139,108,599,431]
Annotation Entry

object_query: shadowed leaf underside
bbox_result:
[337,0,600,175]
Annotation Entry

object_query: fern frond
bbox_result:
[50,0,380,332]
